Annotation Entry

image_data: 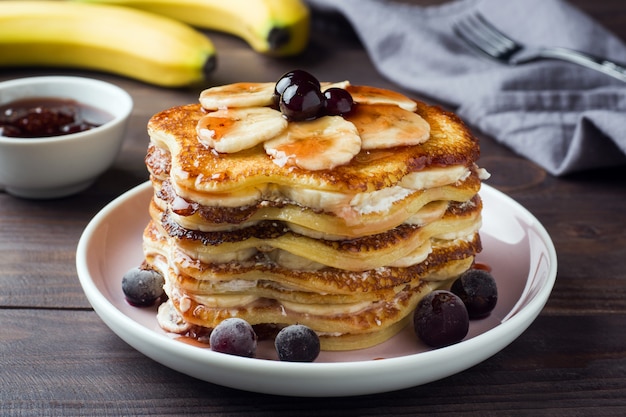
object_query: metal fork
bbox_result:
[454,13,626,82]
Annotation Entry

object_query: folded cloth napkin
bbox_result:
[306,0,626,175]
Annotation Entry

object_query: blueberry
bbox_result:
[121,267,165,307]
[209,318,257,358]
[451,269,498,319]
[414,290,469,348]
[275,324,320,362]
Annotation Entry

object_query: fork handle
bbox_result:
[518,47,626,82]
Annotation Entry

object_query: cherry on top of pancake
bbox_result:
[147,99,479,194]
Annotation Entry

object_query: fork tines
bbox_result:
[454,13,521,60]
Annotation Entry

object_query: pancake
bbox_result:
[148,194,482,270]
[149,173,480,238]
[146,99,479,197]
[142,78,489,351]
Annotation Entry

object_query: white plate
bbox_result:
[76,182,557,397]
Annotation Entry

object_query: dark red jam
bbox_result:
[0,97,113,138]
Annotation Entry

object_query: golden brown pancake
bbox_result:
[143,81,488,351]
[146,100,479,196]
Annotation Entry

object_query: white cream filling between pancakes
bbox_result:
[169,164,470,214]
[177,227,481,270]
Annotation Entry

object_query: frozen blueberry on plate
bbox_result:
[121,267,165,307]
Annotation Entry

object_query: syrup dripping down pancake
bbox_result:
[143,82,488,351]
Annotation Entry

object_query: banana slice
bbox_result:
[157,300,191,334]
[346,85,417,112]
[321,80,351,90]
[346,104,430,150]
[197,107,287,153]
[264,116,361,170]
[199,82,275,110]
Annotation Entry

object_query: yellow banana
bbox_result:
[74,0,310,56]
[0,1,216,87]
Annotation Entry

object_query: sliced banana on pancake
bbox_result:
[347,85,417,112]
[346,104,430,149]
[264,115,361,170]
[197,107,287,153]
[199,82,275,110]
[321,80,351,90]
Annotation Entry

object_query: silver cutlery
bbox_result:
[454,13,626,82]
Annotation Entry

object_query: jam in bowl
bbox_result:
[0,97,113,138]
[0,76,133,199]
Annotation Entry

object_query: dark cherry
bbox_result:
[323,87,354,116]
[414,290,469,348]
[272,70,355,121]
[451,269,498,319]
[279,81,325,121]
[272,69,321,108]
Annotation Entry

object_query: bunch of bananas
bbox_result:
[0,0,310,87]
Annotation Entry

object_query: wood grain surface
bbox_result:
[1,1,625,415]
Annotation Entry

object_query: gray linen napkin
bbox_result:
[307,0,626,175]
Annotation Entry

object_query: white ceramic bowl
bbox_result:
[0,76,133,198]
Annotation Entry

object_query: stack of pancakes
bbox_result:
[143,81,488,350]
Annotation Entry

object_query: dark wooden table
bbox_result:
[2,1,625,415]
